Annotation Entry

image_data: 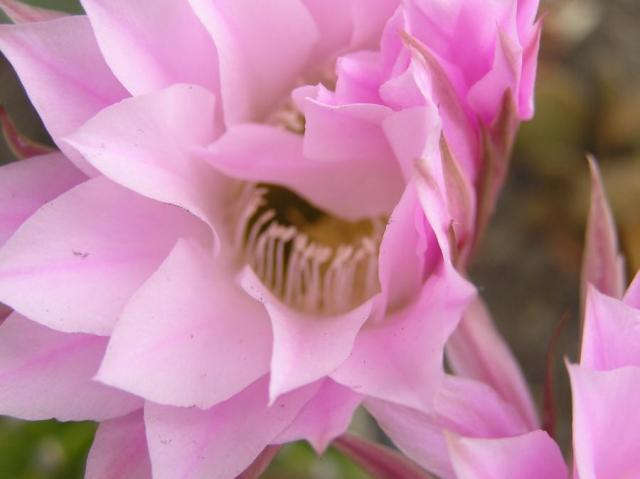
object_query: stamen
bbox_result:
[236,184,384,315]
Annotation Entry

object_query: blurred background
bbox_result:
[1,0,639,477]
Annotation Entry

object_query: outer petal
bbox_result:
[446,298,539,429]
[65,84,229,248]
[144,377,318,479]
[624,271,640,308]
[0,0,66,23]
[0,177,204,336]
[0,16,128,174]
[569,364,640,479]
[81,0,219,96]
[86,411,152,479]
[366,376,528,479]
[274,379,363,453]
[241,267,373,401]
[447,430,567,479]
[188,0,318,124]
[581,157,625,302]
[581,285,640,370]
[0,313,141,421]
[202,123,403,220]
[0,153,85,246]
[332,264,475,412]
[467,31,522,124]
[97,240,272,409]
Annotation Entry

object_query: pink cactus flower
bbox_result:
[0,1,495,477]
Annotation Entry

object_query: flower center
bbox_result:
[236,184,384,315]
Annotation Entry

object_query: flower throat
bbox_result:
[236,184,384,315]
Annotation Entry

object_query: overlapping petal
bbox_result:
[0,16,128,174]
[0,313,141,421]
[97,240,272,409]
[85,411,152,479]
[0,177,204,335]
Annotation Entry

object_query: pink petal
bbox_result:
[86,410,152,479]
[0,0,66,23]
[97,240,272,409]
[624,271,640,308]
[349,0,400,49]
[80,0,219,96]
[332,264,475,412]
[377,182,430,312]
[300,0,353,67]
[467,30,522,124]
[581,157,625,302]
[202,123,403,220]
[240,267,373,401]
[581,285,640,370]
[144,377,318,479]
[274,379,363,453]
[366,376,529,479]
[569,364,640,479]
[0,16,128,174]
[447,430,567,479]
[0,313,141,421]
[518,20,542,120]
[0,177,204,335]
[0,153,85,247]
[65,84,228,247]
[188,0,318,124]
[446,298,539,429]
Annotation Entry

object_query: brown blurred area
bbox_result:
[471,0,640,451]
[0,0,638,463]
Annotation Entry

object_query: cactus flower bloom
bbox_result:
[0,1,489,477]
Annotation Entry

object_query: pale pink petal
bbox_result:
[447,430,567,479]
[467,30,522,124]
[188,0,318,124]
[86,411,151,479]
[144,377,318,479]
[446,298,539,429]
[301,0,352,66]
[80,0,219,96]
[382,105,442,182]
[202,123,403,220]
[0,0,66,23]
[332,264,475,412]
[581,157,625,301]
[569,364,640,479]
[334,51,385,104]
[274,379,363,453]
[297,89,395,164]
[0,153,85,246]
[0,16,128,174]
[581,285,640,370]
[349,0,400,49]
[0,313,141,421]
[624,271,640,308]
[241,267,373,401]
[377,182,430,312]
[65,84,229,247]
[0,177,205,335]
[97,240,272,409]
[236,446,281,479]
[366,376,528,479]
